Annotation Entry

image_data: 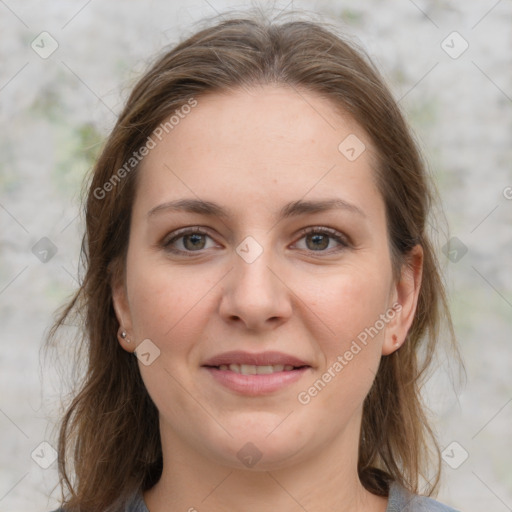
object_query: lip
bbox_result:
[201,350,310,367]
[201,351,312,396]
[203,366,311,395]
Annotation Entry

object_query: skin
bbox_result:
[112,85,423,512]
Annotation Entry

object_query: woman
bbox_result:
[48,9,461,512]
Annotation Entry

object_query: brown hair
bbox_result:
[48,9,458,511]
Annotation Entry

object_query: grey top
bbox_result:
[50,482,459,511]
[385,483,459,511]
[119,482,460,512]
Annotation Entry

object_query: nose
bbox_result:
[218,242,293,332]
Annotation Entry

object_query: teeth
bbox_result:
[219,364,294,374]
[256,365,284,374]
[240,364,257,375]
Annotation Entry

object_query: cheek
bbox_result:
[301,265,391,395]
[125,257,214,348]
[309,264,392,345]
[288,268,392,439]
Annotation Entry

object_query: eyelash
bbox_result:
[161,226,350,257]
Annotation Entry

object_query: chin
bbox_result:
[201,425,312,471]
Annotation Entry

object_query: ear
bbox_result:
[110,261,136,353]
[382,244,423,356]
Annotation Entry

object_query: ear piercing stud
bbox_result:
[392,334,399,346]
[118,328,131,343]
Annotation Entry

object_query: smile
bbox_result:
[202,365,311,395]
[216,363,303,374]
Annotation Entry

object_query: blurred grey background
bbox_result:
[0,1,511,511]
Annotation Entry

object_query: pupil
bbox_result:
[184,234,205,250]
[307,233,328,250]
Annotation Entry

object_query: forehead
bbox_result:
[134,85,382,217]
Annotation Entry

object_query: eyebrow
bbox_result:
[147,197,366,220]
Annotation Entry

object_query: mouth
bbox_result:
[201,350,311,368]
[200,351,312,395]
[204,363,310,375]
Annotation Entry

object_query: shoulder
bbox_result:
[387,482,461,512]
[124,490,149,512]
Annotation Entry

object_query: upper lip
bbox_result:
[202,351,310,367]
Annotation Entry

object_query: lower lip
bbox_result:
[202,367,310,395]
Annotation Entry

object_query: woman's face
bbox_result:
[113,85,421,470]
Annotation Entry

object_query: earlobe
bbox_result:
[382,332,403,356]
[382,245,423,356]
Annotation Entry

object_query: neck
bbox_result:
[144,414,388,512]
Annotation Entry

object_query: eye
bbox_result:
[162,227,218,255]
[293,227,350,253]
[161,226,350,256]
